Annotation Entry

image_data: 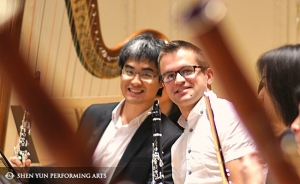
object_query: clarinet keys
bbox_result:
[151,100,164,184]
[14,111,31,166]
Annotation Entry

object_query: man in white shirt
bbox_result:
[158,40,255,184]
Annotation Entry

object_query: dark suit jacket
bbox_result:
[76,102,182,184]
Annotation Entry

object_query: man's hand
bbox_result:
[9,156,31,183]
[240,151,266,184]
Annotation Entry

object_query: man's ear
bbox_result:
[205,68,214,85]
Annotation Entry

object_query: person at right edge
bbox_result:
[158,40,256,184]
[240,44,300,184]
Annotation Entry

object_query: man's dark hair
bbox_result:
[118,33,166,70]
[118,33,166,96]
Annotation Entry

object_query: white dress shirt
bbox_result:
[92,99,151,183]
[172,91,255,184]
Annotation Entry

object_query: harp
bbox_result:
[64,0,169,78]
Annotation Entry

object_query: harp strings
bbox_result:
[65,0,169,79]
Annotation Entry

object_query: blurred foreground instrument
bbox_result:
[0,150,23,184]
[183,0,300,183]
[0,7,100,184]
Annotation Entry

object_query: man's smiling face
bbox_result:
[120,58,162,106]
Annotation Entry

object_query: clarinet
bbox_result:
[150,100,164,184]
[14,111,31,166]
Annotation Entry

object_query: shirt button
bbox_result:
[188,150,191,153]
[188,171,192,175]
[189,128,193,132]
[200,110,203,114]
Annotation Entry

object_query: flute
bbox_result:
[204,93,231,184]
[150,100,164,184]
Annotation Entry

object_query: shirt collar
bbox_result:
[177,90,217,128]
[112,99,152,127]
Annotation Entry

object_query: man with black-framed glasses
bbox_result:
[158,40,255,184]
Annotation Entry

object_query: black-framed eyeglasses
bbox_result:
[160,66,204,83]
[122,68,159,81]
